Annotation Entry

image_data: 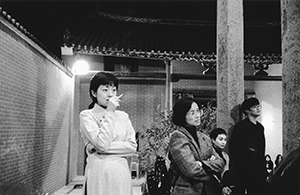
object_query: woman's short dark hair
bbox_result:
[172,97,198,126]
[275,154,283,166]
[241,97,260,115]
[88,71,119,109]
[265,154,271,159]
[210,128,227,140]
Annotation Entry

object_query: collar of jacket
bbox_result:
[178,126,202,160]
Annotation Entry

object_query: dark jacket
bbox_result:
[168,127,225,195]
[269,148,300,195]
[228,117,266,194]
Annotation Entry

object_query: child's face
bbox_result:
[212,134,227,149]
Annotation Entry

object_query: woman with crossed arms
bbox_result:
[168,97,224,195]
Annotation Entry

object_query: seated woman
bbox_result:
[168,97,225,195]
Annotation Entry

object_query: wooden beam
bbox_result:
[78,72,281,83]
[172,73,282,81]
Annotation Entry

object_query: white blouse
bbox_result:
[80,103,137,155]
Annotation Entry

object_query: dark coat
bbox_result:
[168,127,225,195]
[269,148,300,195]
[228,117,266,194]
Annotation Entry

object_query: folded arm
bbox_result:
[80,111,137,154]
[169,132,208,181]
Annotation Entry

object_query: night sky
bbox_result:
[0,1,94,58]
[0,0,280,59]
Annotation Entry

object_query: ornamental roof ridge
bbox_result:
[96,10,280,27]
[96,11,216,26]
[72,44,281,64]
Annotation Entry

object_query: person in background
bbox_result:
[79,72,137,195]
[274,154,283,171]
[228,97,266,195]
[210,128,232,195]
[168,97,224,195]
[265,154,274,182]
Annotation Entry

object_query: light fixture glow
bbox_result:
[73,60,89,75]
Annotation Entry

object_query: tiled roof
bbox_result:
[66,12,281,64]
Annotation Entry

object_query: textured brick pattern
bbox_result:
[0,19,74,193]
[78,82,90,175]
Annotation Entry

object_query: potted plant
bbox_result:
[138,105,177,176]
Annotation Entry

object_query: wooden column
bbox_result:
[216,0,244,134]
[281,0,300,156]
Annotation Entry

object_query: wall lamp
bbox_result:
[72,59,89,75]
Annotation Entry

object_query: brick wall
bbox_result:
[0,16,75,193]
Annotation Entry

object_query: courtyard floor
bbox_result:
[52,176,144,195]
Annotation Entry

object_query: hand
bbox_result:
[222,186,232,195]
[197,161,202,167]
[86,142,96,154]
[208,155,216,161]
[107,94,123,112]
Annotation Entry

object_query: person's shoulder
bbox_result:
[239,118,253,127]
[256,121,264,127]
[198,131,210,140]
[79,109,92,116]
[170,128,185,138]
[256,121,265,132]
[115,110,129,118]
[233,119,247,129]
[170,129,181,136]
[231,119,248,136]
[169,129,187,145]
[240,118,250,124]
[223,151,229,158]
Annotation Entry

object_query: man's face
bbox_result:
[246,104,261,117]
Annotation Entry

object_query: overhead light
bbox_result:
[72,60,89,75]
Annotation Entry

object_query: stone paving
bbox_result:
[52,176,144,195]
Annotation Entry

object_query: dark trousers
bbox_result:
[232,185,265,195]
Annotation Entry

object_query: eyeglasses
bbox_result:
[186,109,203,117]
[250,105,261,110]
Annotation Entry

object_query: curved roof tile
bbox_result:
[67,12,281,64]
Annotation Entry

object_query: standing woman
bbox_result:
[80,72,137,195]
[274,154,283,171]
[265,154,274,182]
[168,98,224,195]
